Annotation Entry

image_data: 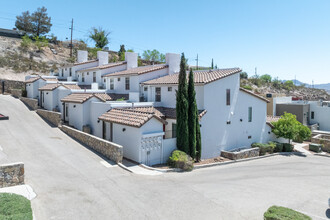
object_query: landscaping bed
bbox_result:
[264,206,311,220]
[0,193,33,220]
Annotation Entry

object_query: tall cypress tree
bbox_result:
[187,69,197,159]
[211,58,214,69]
[176,53,189,154]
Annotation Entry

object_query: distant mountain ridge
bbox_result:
[285,79,330,93]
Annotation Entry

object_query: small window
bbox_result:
[125,77,130,90]
[69,68,72,76]
[168,87,172,92]
[311,111,315,119]
[104,78,106,83]
[248,136,252,139]
[144,87,148,91]
[118,77,121,81]
[65,105,68,117]
[172,123,177,138]
[155,87,161,102]
[82,73,85,83]
[248,107,252,122]
[110,78,114,90]
[226,89,230,106]
[87,72,89,75]
[93,72,96,82]
[65,68,67,71]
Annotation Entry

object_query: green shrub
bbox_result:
[264,206,311,220]
[242,85,252,90]
[167,150,193,171]
[251,142,276,155]
[274,142,283,153]
[0,193,33,220]
[283,143,293,152]
[309,143,322,153]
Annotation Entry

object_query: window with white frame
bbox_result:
[82,73,85,82]
[110,78,114,90]
[125,77,130,90]
[155,87,161,102]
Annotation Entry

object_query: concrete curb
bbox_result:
[314,153,330,158]
[117,163,134,173]
[138,152,307,173]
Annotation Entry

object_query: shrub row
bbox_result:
[251,142,293,155]
[264,206,311,220]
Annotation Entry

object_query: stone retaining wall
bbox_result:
[311,134,330,153]
[37,109,61,126]
[20,97,39,110]
[60,125,123,163]
[221,147,260,160]
[0,79,24,94]
[0,162,24,188]
[11,89,22,98]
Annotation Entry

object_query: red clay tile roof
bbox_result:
[98,107,166,128]
[62,84,81,90]
[79,61,127,72]
[61,93,110,103]
[24,76,58,83]
[266,115,280,128]
[39,83,81,91]
[102,64,168,77]
[240,88,270,103]
[142,68,241,85]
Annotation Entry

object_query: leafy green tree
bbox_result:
[272,112,309,144]
[295,124,311,143]
[20,35,33,52]
[187,69,197,159]
[33,36,48,52]
[31,7,52,36]
[160,53,165,62]
[260,74,272,83]
[176,53,189,154]
[89,27,110,49]
[240,72,248,79]
[272,77,281,89]
[15,11,33,34]
[284,80,295,91]
[142,49,165,63]
[118,45,126,61]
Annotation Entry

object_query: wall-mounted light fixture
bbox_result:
[122,128,126,132]
[97,120,100,123]
[73,105,76,108]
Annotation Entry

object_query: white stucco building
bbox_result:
[24,75,58,99]
[309,101,330,131]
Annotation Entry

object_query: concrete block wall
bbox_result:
[36,109,62,127]
[60,125,123,163]
[0,162,24,188]
[20,97,39,110]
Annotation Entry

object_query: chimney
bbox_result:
[77,50,88,63]
[125,52,138,69]
[166,53,180,75]
[97,51,109,66]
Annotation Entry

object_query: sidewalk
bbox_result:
[293,142,312,155]
[120,159,162,175]
[0,184,36,200]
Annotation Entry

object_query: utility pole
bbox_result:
[255,67,257,76]
[69,18,73,58]
[295,75,296,86]
[195,54,199,70]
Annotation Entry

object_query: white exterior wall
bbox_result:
[105,68,169,94]
[41,90,56,111]
[66,97,99,131]
[148,85,204,109]
[90,102,112,138]
[200,73,268,159]
[58,61,99,80]
[27,79,47,99]
[57,87,72,116]
[309,101,330,131]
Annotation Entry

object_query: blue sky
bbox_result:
[1,0,330,84]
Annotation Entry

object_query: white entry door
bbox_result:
[141,135,163,166]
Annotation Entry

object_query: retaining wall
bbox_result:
[0,162,24,188]
[311,134,330,153]
[20,97,39,110]
[0,79,24,94]
[37,109,61,126]
[11,89,22,98]
[60,125,123,163]
[221,147,260,160]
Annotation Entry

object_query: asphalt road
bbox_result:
[0,95,329,220]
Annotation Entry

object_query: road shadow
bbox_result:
[278,152,307,157]
[37,115,58,128]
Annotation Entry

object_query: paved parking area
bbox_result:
[0,95,329,220]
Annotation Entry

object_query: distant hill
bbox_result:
[284,79,330,94]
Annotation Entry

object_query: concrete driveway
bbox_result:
[0,95,329,220]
